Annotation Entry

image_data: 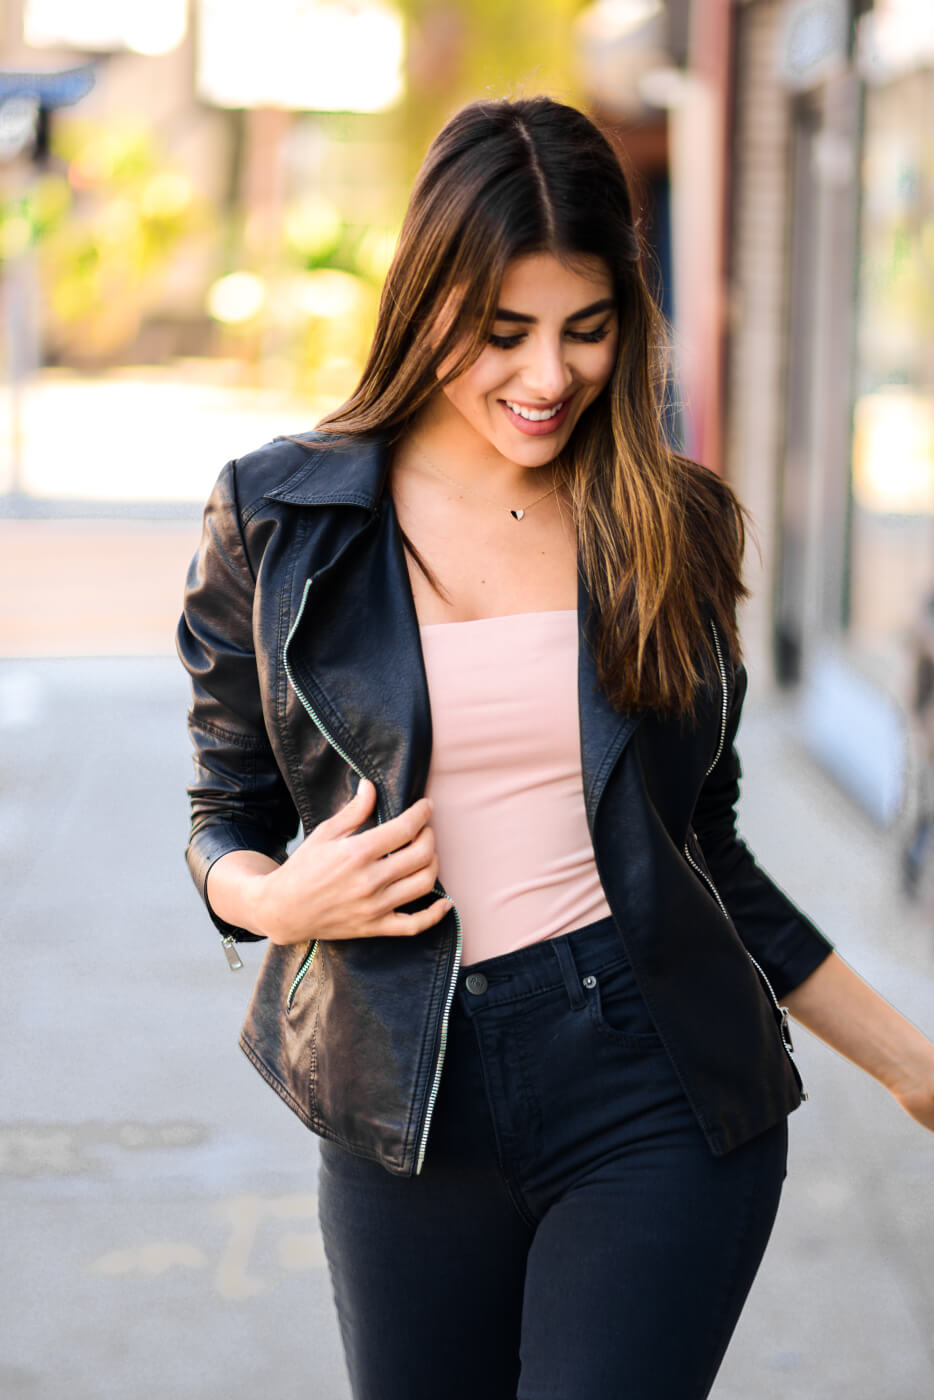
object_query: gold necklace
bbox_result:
[410,438,559,521]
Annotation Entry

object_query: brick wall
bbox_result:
[724,0,792,689]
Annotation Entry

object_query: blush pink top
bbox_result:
[419,609,612,966]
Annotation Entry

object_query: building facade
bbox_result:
[724,0,934,828]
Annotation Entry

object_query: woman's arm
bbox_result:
[178,460,301,942]
[784,952,934,1132]
[179,464,450,949]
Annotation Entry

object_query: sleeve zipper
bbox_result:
[221,934,244,971]
[689,621,801,1079]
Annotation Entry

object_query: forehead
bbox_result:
[495,252,613,313]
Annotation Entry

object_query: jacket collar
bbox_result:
[264,433,387,510]
[274,433,643,828]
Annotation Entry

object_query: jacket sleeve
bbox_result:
[691,662,835,1000]
[176,460,300,941]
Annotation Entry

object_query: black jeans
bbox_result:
[318,916,788,1400]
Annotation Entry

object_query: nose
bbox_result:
[522,337,574,402]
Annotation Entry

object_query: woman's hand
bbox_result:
[207,779,452,946]
[785,951,934,1134]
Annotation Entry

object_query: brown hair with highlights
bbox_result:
[315,95,747,715]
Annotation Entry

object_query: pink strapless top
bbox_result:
[419,609,612,966]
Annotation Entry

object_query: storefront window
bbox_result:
[850,68,934,679]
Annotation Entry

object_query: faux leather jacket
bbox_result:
[177,431,834,1177]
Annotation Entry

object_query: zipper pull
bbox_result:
[221,935,244,971]
[779,1006,794,1054]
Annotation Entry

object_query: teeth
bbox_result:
[505,400,565,422]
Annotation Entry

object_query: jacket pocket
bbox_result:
[286,940,318,1013]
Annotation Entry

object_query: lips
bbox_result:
[501,394,575,436]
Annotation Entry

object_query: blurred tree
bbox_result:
[398,0,588,179]
[22,119,211,363]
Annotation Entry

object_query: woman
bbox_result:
[178,97,934,1399]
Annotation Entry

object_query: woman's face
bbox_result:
[434,251,618,468]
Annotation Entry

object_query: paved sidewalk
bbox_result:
[0,518,201,656]
[715,703,934,1399]
[1,647,932,1398]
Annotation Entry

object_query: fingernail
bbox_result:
[356,776,366,794]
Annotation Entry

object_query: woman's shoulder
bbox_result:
[672,454,749,666]
[223,429,385,519]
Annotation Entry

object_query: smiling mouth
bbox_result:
[503,398,569,422]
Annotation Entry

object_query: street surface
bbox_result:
[1,514,932,1399]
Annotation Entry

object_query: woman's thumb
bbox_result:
[330,775,375,833]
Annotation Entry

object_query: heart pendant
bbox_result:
[510,508,525,520]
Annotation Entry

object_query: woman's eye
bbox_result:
[488,323,613,350]
[568,324,612,344]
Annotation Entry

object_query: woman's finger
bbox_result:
[380,897,454,938]
[368,825,436,891]
[360,797,434,860]
[376,863,441,913]
[315,776,378,840]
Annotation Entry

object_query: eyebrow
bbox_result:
[493,297,616,325]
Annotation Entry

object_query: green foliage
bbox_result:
[14,118,212,360]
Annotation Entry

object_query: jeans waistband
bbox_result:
[454,915,629,1015]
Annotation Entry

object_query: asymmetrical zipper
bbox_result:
[283,576,463,1175]
[415,899,462,1174]
[287,940,318,1010]
[686,622,799,1070]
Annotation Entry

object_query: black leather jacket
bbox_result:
[177,432,834,1177]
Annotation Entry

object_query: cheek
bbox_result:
[588,339,618,390]
[442,358,504,412]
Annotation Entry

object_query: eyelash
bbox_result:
[488,324,613,350]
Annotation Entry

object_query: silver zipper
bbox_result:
[287,940,318,1011]
[284,576,462,1175]
[706,619,728,778]
[222,934,244,971]
[682,839,795,1056]
[415,900,462,1175]
[689,622,798,1066]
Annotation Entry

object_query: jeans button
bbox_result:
[465,973,488,995]
[582,975,597,990]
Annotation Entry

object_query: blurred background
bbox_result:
[1,2,933,1397]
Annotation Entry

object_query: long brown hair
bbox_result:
[316,96,747,715]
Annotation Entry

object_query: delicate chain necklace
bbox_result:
[410,437,559,521]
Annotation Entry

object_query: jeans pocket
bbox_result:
[584,959,663,1048]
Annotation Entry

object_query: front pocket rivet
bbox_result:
[582,975,597,989]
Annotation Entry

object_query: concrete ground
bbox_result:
[2,514,933,1400]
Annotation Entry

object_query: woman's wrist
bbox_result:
[785,951,931,1090]
[206,849,283,939]
[241,867,282,942]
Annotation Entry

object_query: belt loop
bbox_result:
[551,936,586,1010]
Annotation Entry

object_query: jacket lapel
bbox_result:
[271,442,432,821]
[271,433,642,826]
